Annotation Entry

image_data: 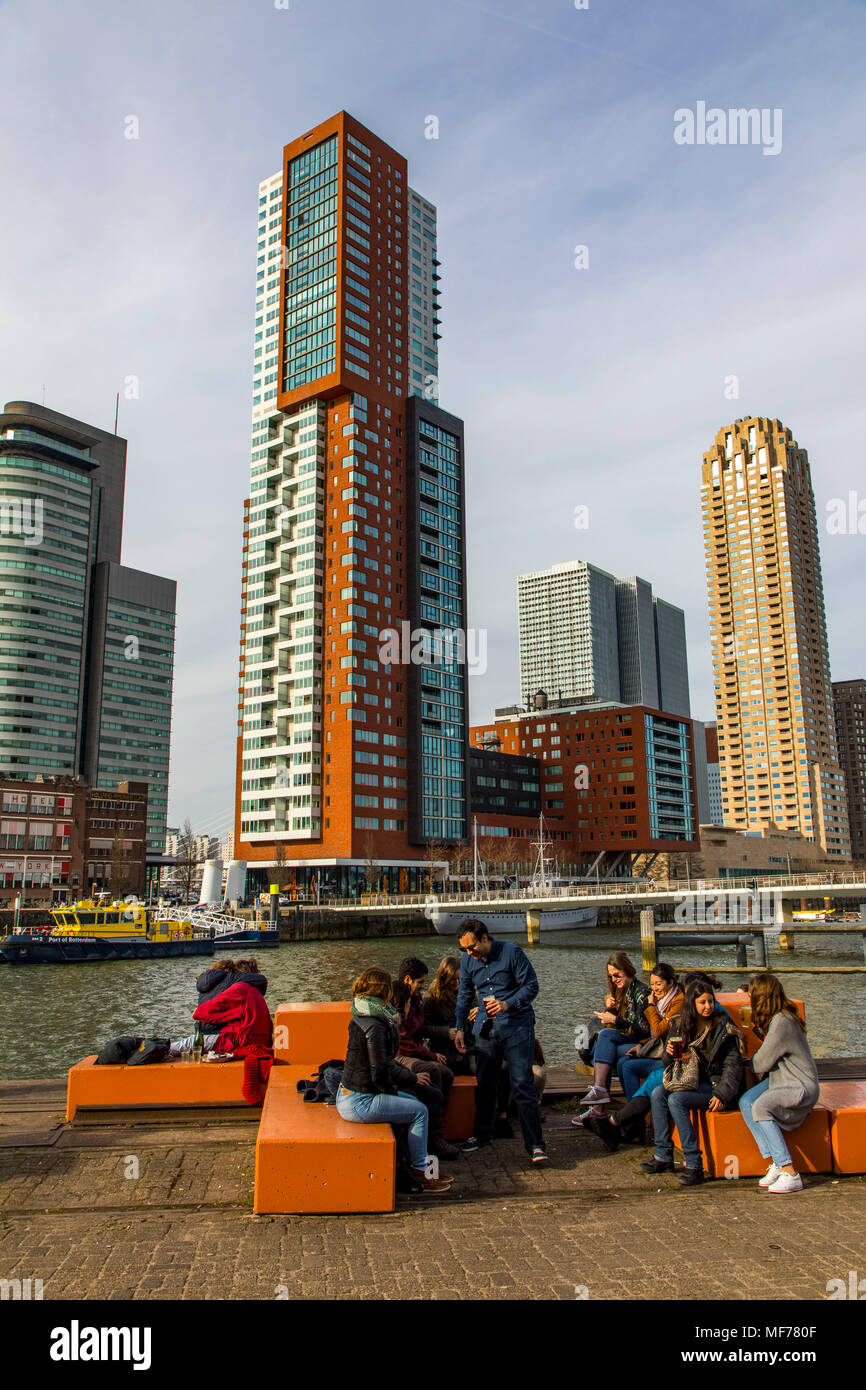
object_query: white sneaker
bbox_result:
[767,1170,803,1194]
[571,1106,607,1126]
[758,1162,784,1187]
[580,1085,610,1107]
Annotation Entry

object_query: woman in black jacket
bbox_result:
[640,979,744,1186]
[336,966,454,1195]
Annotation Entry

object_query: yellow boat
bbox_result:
[0,896,215,963]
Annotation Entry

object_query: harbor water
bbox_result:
[2,927,866,1081]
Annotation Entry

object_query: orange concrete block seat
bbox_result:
[66,1055,259,1122]
[716,993,805,1062]
[444,1075,475,1141]
[273,1001,351,1064]
[671,1103,832,1177]
[819,1081,866,1175]
[254,1064,395,1214]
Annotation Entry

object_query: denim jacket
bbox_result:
[455,940,539,1040]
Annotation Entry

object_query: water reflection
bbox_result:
[2,928,865,1080]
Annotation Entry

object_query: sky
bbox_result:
[1,0,865,845]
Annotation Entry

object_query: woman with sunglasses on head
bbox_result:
[737,972,819,1195]
[578,952,651,1121]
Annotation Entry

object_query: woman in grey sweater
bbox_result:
[739,973,820,1195]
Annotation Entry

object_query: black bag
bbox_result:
[297,1059,344,1105]
[126,1037,171,1066]
[95,1035,143,1066]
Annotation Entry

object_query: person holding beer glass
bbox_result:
[640,979,745,1185]
[617,963,684,1101]
[737,973,819,1195]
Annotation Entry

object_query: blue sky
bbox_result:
[1,0,865,843]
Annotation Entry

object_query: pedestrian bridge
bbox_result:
[322,873,866,919]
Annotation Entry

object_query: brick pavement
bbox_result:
[0,1082,864,1301]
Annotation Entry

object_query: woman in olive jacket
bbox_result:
[337,966,453,1195]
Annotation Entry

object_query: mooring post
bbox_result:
[753,931,766,968]
[640,907,656,974]
[526,909,540,945]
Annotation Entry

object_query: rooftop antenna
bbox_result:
[114,392,120,435]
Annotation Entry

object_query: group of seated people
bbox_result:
[576,950,820,1193]
[165,946,819,1198]
[338,952,547,1194]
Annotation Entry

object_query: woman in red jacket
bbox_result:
[170,981,272,1057]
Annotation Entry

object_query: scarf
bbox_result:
[656,985,679,1018]
[351,994,401,1046]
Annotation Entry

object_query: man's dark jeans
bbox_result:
[474,1022,543,1152]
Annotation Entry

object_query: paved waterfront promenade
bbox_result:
[2,1079,864,1301]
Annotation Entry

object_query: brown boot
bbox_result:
[411,1169,454,1193]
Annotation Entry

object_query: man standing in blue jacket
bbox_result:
[454,918,549,1165]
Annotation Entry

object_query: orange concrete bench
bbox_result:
[254,1064,395,1214]
[819,1081,866,1174]
[672,1102,832,1177]
[273,1001,351,1064]
[66,1055,259,1122]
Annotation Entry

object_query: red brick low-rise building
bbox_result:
[0,777,148,904]
[469,699,700,875]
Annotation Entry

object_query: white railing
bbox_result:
[314,872,866,912]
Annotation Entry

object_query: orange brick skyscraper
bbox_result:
[701,417,849,857]
[235,113,468,896]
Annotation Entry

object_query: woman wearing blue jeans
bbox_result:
[738,973,820,1195]
[617,963,684,1100]
[580,952,650,1119]
[336,966,454,1195]
[641,979,744,1186]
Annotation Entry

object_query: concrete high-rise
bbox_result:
[702,417,849,857]
[832,679,866,860]
[234,113,467,895]
[0,401,176,852]
[518,561,690,716]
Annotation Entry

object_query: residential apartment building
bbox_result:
[833,679,866,860]
[468,699,699,875]
[518,562,690,717]
[702,418,850,857]
[234,112,466,896]
[0,401,176,852]
[0,776,147,904]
